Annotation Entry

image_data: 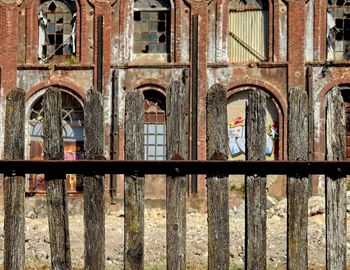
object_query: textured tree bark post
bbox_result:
[325,87,347,270]
[206,84,229,270]
[245,90,267,270]
[4,88,25,270]
[166,81,188,270]
[124,90,145,269]
[43,87,71,270]
[83,89,105,270]
[287,87,308,270]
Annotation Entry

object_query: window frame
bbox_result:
[143,90,167,160]
[327,1,350,61]
[26,89,84,194]
[132,0,172,62]
[38,0,78,63]
[228,0,270,63]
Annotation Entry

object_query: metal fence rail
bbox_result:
[0,159,349,175]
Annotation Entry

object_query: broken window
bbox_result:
[327,0,350,61]
[144,91,166,160]
[228,0,268,62]
[38,0,77,62]
[133,0,171,55]
[28,90,84,193]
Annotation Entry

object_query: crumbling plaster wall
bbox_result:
[207,65,287,96]
[305,0,314,62]
[17,69,94,94]
[279,0,287,61]
[116,67,185,134]
[312,66,350,160]
[310,66,350,193]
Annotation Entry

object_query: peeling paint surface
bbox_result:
[305,0,314,62]
[279,1,287,61]
[17,70,94,94]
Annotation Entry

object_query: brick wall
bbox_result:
[0,0,346,198]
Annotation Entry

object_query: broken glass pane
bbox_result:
[158,11,166,20]
[56,34,63,44]
[48,34,55,44]
[56,24,63,33]
[141,44,150,53]
[159,33,166,43]
[47,14,54,22]
[158,21,165,31]
[56,44,63,55]
[134,11,141,21]
[56,14,64,23]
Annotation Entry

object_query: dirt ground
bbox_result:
[0,196,348,269]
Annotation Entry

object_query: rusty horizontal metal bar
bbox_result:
[0,160,348,176]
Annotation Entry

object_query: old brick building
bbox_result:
[0,0,348,200]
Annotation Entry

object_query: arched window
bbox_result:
[28,90,84,193]
[133,0,171,57]
[227,90,279,160]
[143,90,166,160]
[38,0,77,62]
[327,0,350,61]
[228,0,268,62]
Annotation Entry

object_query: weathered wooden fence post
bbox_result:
[43,87,71,270]
[124,90,145,269]
[4,88,25,270]
[166,81,188,269]
[206,84,229,269]
[245,90,267,270]
[84,89,105,270]
[325,87,347,270]
[287,87,308,270]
